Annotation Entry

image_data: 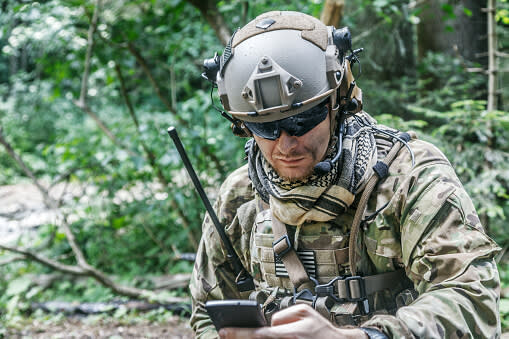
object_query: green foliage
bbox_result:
[405,101,509,246]
[0,0,508,331]
[500,263,509,331]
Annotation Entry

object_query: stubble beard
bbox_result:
[271,151,317,183]
[276,165,314,182]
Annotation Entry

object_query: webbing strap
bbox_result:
[364,269,407,294]
[271,213,314,290]
[336,269,406,300]
[348,138,407,275]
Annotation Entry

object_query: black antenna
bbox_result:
[167,127,255,292]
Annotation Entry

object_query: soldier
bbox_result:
[190,11,501,339]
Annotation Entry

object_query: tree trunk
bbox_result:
[186,0,231,46]
[486,0,497,111]
[321,0,345,27]
[417,0,488,67]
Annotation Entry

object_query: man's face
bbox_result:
[253,113,331,181]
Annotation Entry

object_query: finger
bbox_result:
[271,304,316,326]
[255,320,317,338]
[219,327,259,339]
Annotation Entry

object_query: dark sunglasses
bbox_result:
[243,101,328,140]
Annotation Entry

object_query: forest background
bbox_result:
[0,0,508,335]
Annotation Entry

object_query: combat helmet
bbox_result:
[202,10,363,137]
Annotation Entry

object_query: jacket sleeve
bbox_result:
[189,165,254,339]
[362,144,501,338]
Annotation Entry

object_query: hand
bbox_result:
[218,303,368,339]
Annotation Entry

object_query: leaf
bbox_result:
[6,295,20,316]
[26,286,42,300]
[500,298,509,314]
[6,276,32,296]
[112,216,126,229]
[55,232,66,241]
[113,305,128,318]
[463,8,473,17]
[441,4,454,15]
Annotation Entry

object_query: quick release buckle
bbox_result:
[315,276,342,302]
[273,235,292,261]
[344,276,366,301]
[344,276,370,315]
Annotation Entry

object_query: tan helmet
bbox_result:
[215,11,349,124]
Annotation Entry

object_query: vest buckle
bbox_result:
[273,234,292,261]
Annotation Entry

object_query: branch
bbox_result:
[0,244,85,275]
[408,0,430,9]
[59,214,89,266]
[151,273,191,290]
[74,0,137,157]
[186,0,231,45]
[124,41,188,127]
[352,19,385,44]
[0,126,186,302]
[0,130,88,263]
[0,255,25,266]
[0,127,51,203]
[73,100,136,157]
[115,38,225,174]
[78,0,102,106]
[115,64,199,250]
[0,244,187,303]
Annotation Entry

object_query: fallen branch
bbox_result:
[0,243,85,275]
[31,299,191,316]
[0,243,187,304]
[148,273,192,290]
[0,122,187,304]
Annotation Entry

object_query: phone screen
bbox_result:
[205,300,267,330]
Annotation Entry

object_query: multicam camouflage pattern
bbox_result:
[189,137,501,339]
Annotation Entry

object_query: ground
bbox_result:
[5,315,194,339]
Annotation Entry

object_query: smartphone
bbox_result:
[205,299,267,331]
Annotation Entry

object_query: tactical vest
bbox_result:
[248,131,418,326]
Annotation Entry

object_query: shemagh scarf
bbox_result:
[247,112,378,226]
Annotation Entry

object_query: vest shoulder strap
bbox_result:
[348,132,411,275]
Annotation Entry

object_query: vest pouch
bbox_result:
[253,207,352,290]
[330,301,359,326]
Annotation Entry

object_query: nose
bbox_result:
[275,130,299,154]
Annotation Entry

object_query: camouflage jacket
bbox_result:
[190,137,501,338]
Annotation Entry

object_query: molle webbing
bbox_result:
[258,240,347,289]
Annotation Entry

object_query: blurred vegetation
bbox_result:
[0,0,508,332]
